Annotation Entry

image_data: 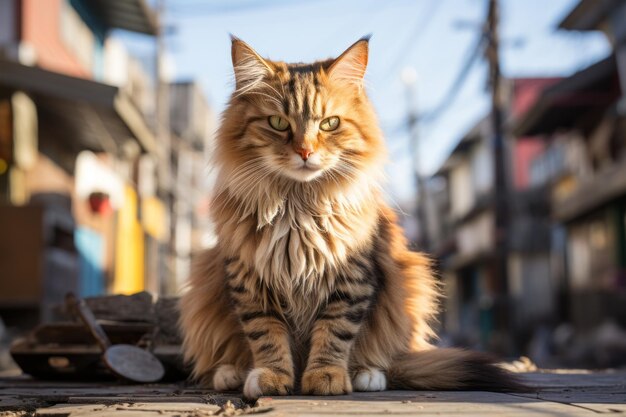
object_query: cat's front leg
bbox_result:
[301,257,376,395]
[225,258,295,399]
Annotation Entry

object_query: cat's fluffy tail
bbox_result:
[387,348,527,392]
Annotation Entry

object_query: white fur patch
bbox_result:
[353,369,387,392]
[213,364,243,391]
[243,368,266,399]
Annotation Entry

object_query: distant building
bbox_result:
[431,78,561,354]
[558,0,626,114]
[0,0,163,323]
[168,81,216,292]
[513,2,626,344]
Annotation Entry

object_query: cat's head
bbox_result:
[218,36,385,185]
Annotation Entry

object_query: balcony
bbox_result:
[553,155,626,222]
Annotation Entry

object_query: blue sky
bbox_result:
[118,0,610,203]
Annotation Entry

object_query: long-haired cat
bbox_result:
[179,36,521,399]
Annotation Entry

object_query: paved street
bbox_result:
[0,370,624,416]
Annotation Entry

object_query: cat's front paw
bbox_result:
[301,365,352,395]
[352,368,387,392]
[243,367,293,399]
[213,364,244,391]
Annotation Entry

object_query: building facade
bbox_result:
[168,81,216,292]
[432,78,560,355]
[0,0,185,325]
[512,1,626,367]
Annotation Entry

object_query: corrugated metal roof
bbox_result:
[0,59,158,154]
[512,55,618,137]
[89,0,158,36]
[558,0,621,31]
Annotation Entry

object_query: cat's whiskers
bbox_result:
[321,169,342,189]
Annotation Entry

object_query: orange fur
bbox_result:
[179,37,522,398]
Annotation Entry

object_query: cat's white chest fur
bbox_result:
[224,173,379,298]
[253,201,342,295]
[253,190,377,299]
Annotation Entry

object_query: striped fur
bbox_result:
[179,37,523,398]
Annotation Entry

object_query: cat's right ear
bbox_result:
[327,35,370,87]
[230,35,273,93]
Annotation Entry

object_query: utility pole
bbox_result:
[486,0,510,349]
[155,0,172,294]
[156,0,171,184]
[402,68,430,252]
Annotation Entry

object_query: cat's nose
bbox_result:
[296,148,313,161]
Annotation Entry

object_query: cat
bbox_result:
[179,36,522,399]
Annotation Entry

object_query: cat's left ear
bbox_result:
[230,35,274,93]
[327,35,370,85]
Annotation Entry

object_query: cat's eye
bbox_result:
[320,116,340,132]
[268,115,290,131]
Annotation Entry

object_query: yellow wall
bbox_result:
[142,196,168,241]
[113,186,144,294]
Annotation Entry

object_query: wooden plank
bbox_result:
[1,372,625,416]
[35,403,222,417]
[84,292,155,323]
[52,293,155,324]
[520,371,626,388]
[256,393,595,416]
[32,322,153,345]
[65,396,211,404]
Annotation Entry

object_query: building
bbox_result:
[0,0,166,324]
[558,0,626,113]
[431,78,561,355]
[168,81,216,293]
[512,0,626,366]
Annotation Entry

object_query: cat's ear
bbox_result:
[230,35,274,93]
[327,35,370,86]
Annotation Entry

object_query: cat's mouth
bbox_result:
[301,164,322,172]
[284,163,324,181]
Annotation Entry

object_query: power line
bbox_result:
[420,33,485,123]
[381,32,485,136]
